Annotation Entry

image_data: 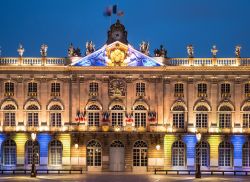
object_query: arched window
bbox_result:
[219,106,232,128]
[2,139,16,165]
[174,83,184,97]
[196,141,209,167]
[26,105,39,127]
[195,105,208,128]
[111,105,124,127]
[3,104,16,126]
[110,140,124,148]
[136,82,146,96]
[49,105,62,127]
[172,105,185,129]
[243,141,250,167]
[243,106,250,128]
[5,82,14,96]
[197,83,207,97]
[28,82,38,96]
[87,140,102,167]
[25,140,39,165]
[49,140,62,165]
[134,105,147,128]
[172,141,185,167]
[133,141,148,167]
[218,141,233,167]
[87,105,100,126]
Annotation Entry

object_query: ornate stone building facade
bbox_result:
[0,20,250,172]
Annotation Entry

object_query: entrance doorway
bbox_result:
[109,140,125,171]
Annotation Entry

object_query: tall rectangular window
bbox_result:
[136,82,146,96]
[173,113,184,128]
[174,83,184,97]
[51,82,60,96]
[28,82,37,96]
[5,82,14,96]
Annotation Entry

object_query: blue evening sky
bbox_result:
[0,0,249,58]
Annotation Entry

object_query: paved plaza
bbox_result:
[0,173,249,182]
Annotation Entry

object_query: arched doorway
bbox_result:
[87,140,102,171]
[133,140,148,172]
[109,140,125,171]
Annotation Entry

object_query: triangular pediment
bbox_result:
[71,41,163,67]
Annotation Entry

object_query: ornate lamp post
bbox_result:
[75,143,79,166]
[31,133,37,177]
[195,132,202,178]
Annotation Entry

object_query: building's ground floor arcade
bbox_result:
[0,132,250,172]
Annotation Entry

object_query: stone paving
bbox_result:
[0,173,249,182]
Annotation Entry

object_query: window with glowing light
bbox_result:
[25,140,39,165]
[134,105,147,128]
[195,105,208,128]
[87,105,100,126]
[2,139,16,166]
[219,106,232,128]
[133,140,148,167]
[3,104,16,126]
[87,140,102,166]
[111,105,124,127]
[172,140,185,167]
[49,140,62,165]
[218,141,233,167]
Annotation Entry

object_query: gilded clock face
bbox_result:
[112,31,123,40]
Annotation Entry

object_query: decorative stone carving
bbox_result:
[85,41,95,55]
[17,44,25,57]
[108,79,126,97]
[211,45,218,58]
[139,41,149,55]
[235,45,241,58]
[187,45,194,58]
[154,45,167,57]
[40,44,48,57]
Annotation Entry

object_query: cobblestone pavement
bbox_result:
[0,173,249,182]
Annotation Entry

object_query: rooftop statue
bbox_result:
[139,41,150,56]
[74,47,81,57]
[40,44,48,57]
[17,44,25,57]
[68,43,74,57]
[85,41,95,56]
[235,45,242,58]
[154,45,167,57]
[187,45,194,58]
[211,45,218,58]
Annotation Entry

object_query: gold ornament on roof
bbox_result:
[106,43,128,66]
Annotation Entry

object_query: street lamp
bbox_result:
[31,133,37,177]
[195,132,202,178]
[156,144,161,151]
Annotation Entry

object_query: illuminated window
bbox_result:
[195,106,208,128]
[5,82,14,96]
[219,106,232,128]
[172,105,185,129]
[172,141,185,167]
[49,105,62,127]
[134,105,147,128]
[197,83,207,97]
[133,141,147,167]
[111,105,124,127]
[87,105,100,126]
[25,140,39,165]
[221,83,230,97]
[218,141,233,167]
[174,83,184,97]
[87,140,102,167]
[196,141,209,167]
[243,141,250,167]
[136,82,146,96]
[243,106,250,128]
[51,82,60,96]
[3,139,16,166]
[26,105,39,127]
[3,104,16,126]
[49,140,62,165]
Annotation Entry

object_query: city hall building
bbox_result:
[0,20,250,172]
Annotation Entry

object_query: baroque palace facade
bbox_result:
[0,20,250,172]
